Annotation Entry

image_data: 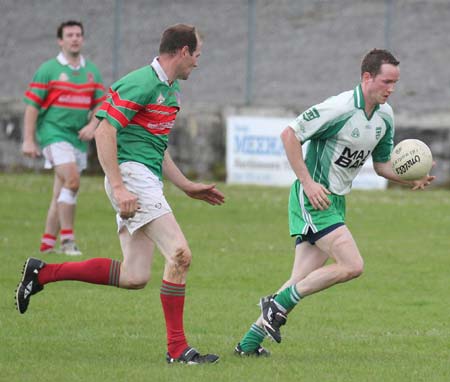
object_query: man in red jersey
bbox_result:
[16,24,224,365]
[22,20,105,256]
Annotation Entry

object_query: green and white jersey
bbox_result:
[96,57,181,180]
[24,53,105,152]
[289,84,394,195]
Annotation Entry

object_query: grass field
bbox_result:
[1,173,449,382]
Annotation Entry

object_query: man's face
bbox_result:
[177,39,202,80]
[58,25,84,56]
[365,63,400,105]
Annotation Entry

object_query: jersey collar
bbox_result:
[151,57,170,85]
[57,52,86,70]
[354,84,379,120]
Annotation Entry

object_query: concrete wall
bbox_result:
[3,0,450,111]
[1,0,449,184]
[2,100,449,185]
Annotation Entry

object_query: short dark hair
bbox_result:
[159,24,198,55]
[361,49,399,77]
[57,20,84,39]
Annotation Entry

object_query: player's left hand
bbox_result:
[184,183,225,205]
[78,123,97,141]
[411,161,436,190]
[411,174,435,190]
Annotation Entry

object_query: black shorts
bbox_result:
[295,222,344,246]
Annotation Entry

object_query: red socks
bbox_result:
[60,229,75,243]
[160,280,189,358]
[40,233,56,252]
[39,229,75,252]
[38,258,121,287]
[37,265,188,357]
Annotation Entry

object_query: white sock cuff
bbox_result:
[57,187,78,205]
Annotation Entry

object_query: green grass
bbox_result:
[1,173,449,382]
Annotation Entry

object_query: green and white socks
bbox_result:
[239,285,302,352]
[274,284,302,312]
[239,323,267,352]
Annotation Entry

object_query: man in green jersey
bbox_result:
[16,24,224,365]
[22,20,105,256]
[235,49,436,356]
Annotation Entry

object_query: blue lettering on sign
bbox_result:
[234,134,284,155]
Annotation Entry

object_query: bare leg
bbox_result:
[118,227,155,288]
[143,213,191,284]
[43,172,63,236]
[295,226,364,297]
[54,162,80,230]
[255,241,328,326]
[142,213,192,358]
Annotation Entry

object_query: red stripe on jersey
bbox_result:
[144,106,179,122]
[24,91,44,106]
[147,103,179,114]
[105,105,130,127]
[128,104,179,135]
[145,127,172,135]
[49,84,101,94]
[51,100,92,109]
[93,95,107,106]
[41,88,95,110]
[49,81,104,90]
[130,115,176,135]
[29,82,48,89]
[110,89,143,111]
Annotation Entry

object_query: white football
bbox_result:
[391,139,433,180]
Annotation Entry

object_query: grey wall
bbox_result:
[3,0,450,111]
[1,0,450,183]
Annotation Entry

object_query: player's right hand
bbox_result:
[21,141,41,158]
[303,180,331,211]
[113,186,139,219]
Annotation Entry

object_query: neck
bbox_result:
[364,102,376,117]
[361,83,376,116]
[63,51,81,67]
[157,55,177,83]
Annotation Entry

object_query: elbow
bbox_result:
[280,126,292,144]
[372,162,385,177]
[94,120,109,140]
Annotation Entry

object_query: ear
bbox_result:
[180,45,190,57]
[361,72,373,83]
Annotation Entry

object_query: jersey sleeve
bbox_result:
[96,77,148,129]
[288,95,354,143]
[23,64,50,109]
[372,110,395,163]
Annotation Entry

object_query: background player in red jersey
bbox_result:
[16,24,224,365]
[22,20,105,255]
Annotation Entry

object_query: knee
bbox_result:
[64,176,80,193]
[122,272,150,289]
[342,259,364,281]
[167,245,192,273]
[65,174,80,192]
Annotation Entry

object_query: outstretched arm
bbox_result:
[373,160,435,190]
[163,150,224,206]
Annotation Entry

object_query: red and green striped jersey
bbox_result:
[24,53,105,152]
[96,58,181,180]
